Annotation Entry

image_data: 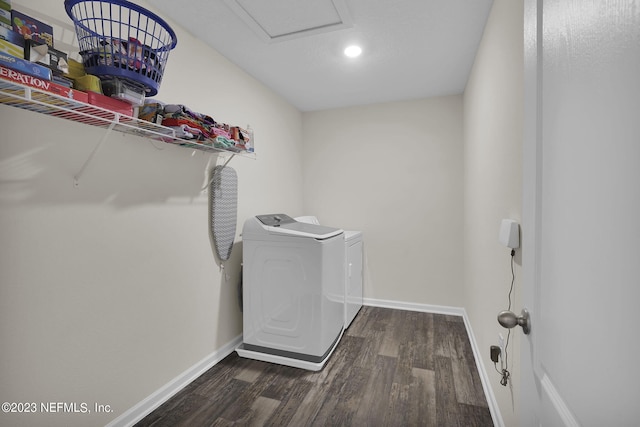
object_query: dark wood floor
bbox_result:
[136,306,493,426]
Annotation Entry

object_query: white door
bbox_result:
[521,1,640,426]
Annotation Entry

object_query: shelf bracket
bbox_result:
[73,120,118,187]
[201,154,236,191]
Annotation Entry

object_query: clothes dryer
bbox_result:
[344,230,363,328]
[295,216,364,329]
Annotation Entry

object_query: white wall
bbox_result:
[0,1,525,425]
[302,97,464,307]
[0,2,303,426]
[463,0,524,426]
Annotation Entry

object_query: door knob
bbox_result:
[498,308,531,334]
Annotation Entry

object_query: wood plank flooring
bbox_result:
[136,306,493,426]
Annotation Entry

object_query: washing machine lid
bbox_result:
[256,214,343,239]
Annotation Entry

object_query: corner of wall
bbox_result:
[462,0,524,426]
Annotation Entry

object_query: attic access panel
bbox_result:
[224,0,353,43]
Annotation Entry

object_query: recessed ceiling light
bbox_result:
[344,45,362,58]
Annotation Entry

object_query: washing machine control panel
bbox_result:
[257,213,296,227]
[254,214,343,240]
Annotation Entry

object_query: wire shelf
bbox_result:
[0,78,255,158]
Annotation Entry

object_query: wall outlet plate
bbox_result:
[490,345,501,363]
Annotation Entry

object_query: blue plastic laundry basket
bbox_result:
[65,0,177,96]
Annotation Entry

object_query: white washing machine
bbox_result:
[236,214,345,371]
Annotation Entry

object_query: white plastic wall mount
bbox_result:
[499,219,520,249]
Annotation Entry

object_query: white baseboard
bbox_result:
[461,310,505,427]
[363,298,504,427]
[363,297,465,316]
[106,335,242,427]
[109,300,504,427]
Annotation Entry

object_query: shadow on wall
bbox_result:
[226,241,244,313]
[211,239,245,337]
[0,116,233,208]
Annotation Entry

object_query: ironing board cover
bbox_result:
[210,165,237,261]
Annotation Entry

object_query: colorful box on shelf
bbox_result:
[11,9,53,47]
[0,1,10,28]
[0,50,50,80]
[87,91,133,117]
[65,58,85,79]
[73,74,101,93]
[0,11,10,30]
[0,37,19,57]
[0,24,23,57]
[63,58,102,94]
[24,39,69,76]
[0,64,88,103]
[0,22,20,42]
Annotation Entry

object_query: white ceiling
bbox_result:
[148,0,494,111]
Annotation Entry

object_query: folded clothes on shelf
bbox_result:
[138,100,252,152]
